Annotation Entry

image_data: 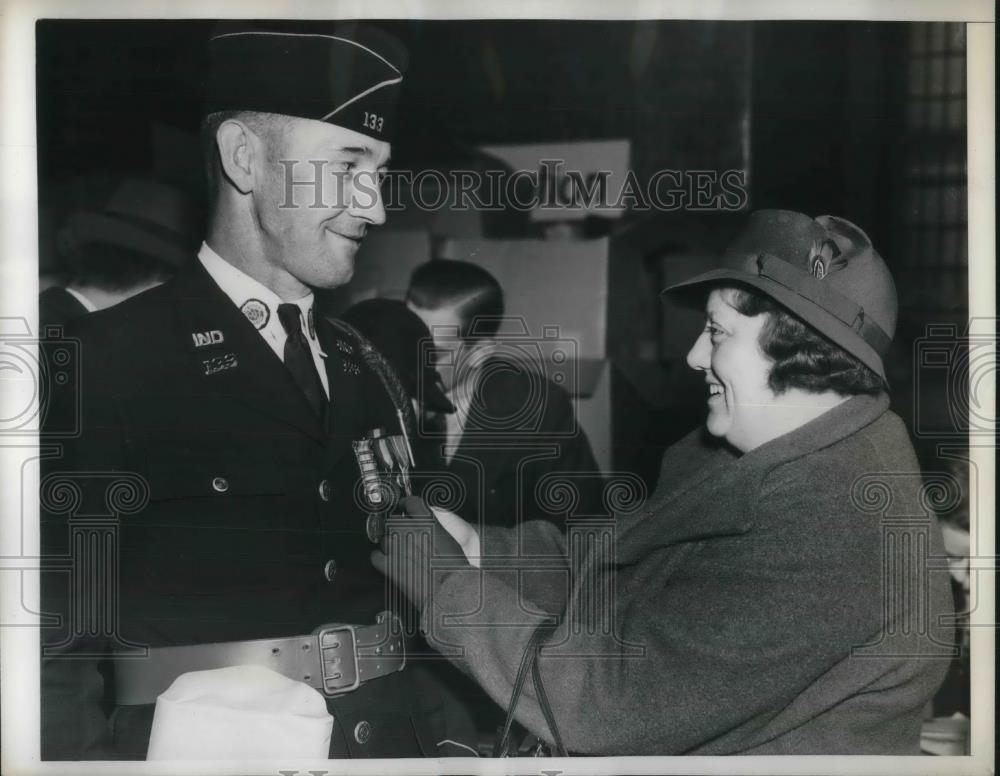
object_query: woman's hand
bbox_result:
[430,506,481,568]
[371,496,478,612]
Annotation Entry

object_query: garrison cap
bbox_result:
[204,21,407,141]
[663,209,897,383]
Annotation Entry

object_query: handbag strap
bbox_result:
[532,641,568,757]
[492,619,566,757]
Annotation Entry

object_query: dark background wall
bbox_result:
[36,18,969,468]
[36,19,901,235]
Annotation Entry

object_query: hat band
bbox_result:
[756,254,891,355]
[101,209,195,252]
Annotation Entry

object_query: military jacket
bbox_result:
[40,258,456,759]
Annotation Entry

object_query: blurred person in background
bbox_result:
[39,177,197,328]
[406,259,604,530]
[339,297,456,444]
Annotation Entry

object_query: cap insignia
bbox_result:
[808,239,846,280]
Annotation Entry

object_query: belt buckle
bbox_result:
[356,612,408,680]
[314,623,360,696]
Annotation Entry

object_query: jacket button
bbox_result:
[323,559,337,582]
[353,720,372,744]
[211,477,229,493]
[318,479,332,502]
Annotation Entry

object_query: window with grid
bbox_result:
[899,22,967,316]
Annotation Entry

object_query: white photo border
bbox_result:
[1,1,994,774]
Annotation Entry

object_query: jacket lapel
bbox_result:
[166,259,326,443]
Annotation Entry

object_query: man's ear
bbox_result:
[214,119,258,195]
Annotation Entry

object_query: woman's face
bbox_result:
[686,288,778,453]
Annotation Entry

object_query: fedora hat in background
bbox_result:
[58,177,200,268]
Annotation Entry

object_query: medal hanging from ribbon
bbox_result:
[352,428,413,544]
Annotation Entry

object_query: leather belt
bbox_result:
[114,611,407,706]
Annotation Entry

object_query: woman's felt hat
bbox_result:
[663,209,897,383]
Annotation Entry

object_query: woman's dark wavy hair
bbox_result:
[723,285,885,396]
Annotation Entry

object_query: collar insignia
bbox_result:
[240,298,270,330]
[191,329,225,348]
[202,352,239,376]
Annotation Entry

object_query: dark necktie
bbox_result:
[276,303,327,422]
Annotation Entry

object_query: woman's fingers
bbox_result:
[430,506,481,568]
[430,506,471,543]
[370,549,388,576]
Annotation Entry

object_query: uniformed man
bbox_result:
[40,22,474,760]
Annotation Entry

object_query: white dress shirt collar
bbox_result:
[64,286,98,313]
[197,242,329,396]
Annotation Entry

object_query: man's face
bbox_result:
[254,118,390,292]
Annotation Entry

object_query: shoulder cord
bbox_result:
[322,315,418,454]
[493,619,568,757]
[327,315,569,756]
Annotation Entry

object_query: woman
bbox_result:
[373,210,954,755]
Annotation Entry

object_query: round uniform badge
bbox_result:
[240,299,270,330]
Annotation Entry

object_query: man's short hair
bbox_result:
[69,243,175,292]
[723,285,884,396]
[199,110,293,204]
[406,260,505,339]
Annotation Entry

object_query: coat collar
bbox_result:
[743,391,890,471]
[617,393,891,558]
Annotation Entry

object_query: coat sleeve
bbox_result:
[477,519,570,616]
[422,453,893,755]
